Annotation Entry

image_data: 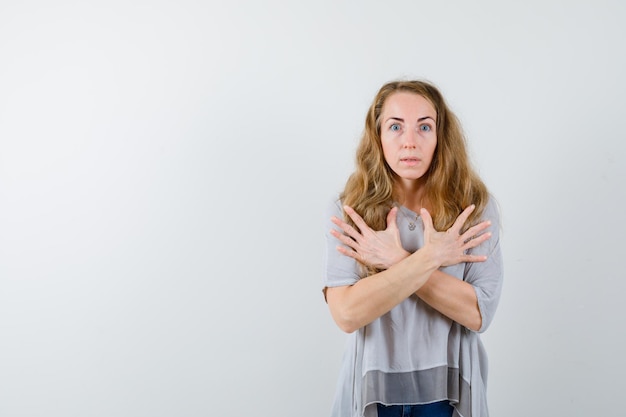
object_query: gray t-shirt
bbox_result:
[323,195,503,417]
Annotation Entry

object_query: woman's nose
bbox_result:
[402,129,419,148]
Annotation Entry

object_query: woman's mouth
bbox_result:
[400,157,420,166]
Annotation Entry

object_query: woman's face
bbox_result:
[380,91,437,189]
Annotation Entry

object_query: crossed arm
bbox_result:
[325,205,492,333]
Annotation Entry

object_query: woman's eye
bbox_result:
[419,124,432,132]
[390,123,401,132]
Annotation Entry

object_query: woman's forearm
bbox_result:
[325,247,440,333]
[415,270,482,331]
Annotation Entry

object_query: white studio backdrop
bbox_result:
[1,1,625,416]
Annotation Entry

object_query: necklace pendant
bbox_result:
[398,204,420,231]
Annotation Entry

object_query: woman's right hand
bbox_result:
[420,204,492,267]
[331,206,410,270]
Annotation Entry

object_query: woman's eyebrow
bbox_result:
[386,116,435,123]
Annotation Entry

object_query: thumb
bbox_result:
[420,208,434,232]
[386,207,399,230]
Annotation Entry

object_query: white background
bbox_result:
[1,1,625,416]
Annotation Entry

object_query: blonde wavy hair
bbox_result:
[341,80,489,275]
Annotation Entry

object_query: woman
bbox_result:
[323,80,503,417]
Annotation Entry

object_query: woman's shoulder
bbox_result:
[481,194,503,231]
[324,192,344,218]
[484,194,501,217]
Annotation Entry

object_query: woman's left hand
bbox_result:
[330,205,410,270]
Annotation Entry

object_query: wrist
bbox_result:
[391,250,411,267]
[414,244,443,271]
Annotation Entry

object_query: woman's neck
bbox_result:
[395,180,427,212]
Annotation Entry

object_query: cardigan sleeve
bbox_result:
[322,194,361,297]
[463,196,504,333]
